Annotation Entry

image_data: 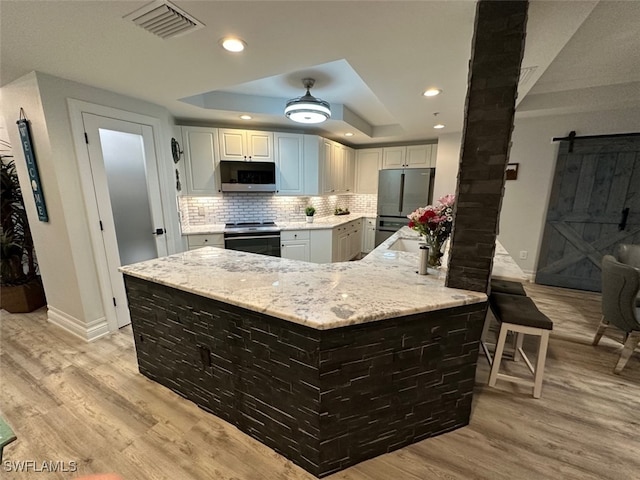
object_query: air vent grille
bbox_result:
[124,0,204,39]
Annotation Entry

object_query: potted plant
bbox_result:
[305,206,316,223]
[0,156,46,312]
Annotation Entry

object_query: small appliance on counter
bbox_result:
[224,221,281,257]
[375,168,434,246]
[219,161,276,192]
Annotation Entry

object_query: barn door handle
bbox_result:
[618,208,630,231]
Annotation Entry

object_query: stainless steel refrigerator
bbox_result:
[375,168,435,246]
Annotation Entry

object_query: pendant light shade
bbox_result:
[284,78,331,124]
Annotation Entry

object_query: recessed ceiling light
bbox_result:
[433,124,446,129]
[423,88,442,97]
[239,114,252,120]
[220,37,246,53]
[344,132,354,137]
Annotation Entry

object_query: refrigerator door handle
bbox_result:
[398,173,405,213]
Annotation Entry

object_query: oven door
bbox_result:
[224,234,281,257]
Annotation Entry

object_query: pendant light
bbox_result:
[284,78,331,124]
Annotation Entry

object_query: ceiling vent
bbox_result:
[124,0,204,39]
[519,66,538,86]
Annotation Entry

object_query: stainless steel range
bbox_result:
[224,222,281,257]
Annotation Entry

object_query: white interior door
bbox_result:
[82,113,168,328]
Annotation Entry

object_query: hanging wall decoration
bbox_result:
[17,108,48,222]
[171,137,182,192]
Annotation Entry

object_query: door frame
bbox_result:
[68,99,171,332]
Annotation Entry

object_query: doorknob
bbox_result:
[152,228,166,235]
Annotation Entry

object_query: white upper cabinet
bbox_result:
[181,126,220,195]
[355,148,382,194]
[332,142,344,192]
[382,146,406,168]
[382,144,437,169]
[344,146,355,193]
[218,128,274,162]
[406,144,435,167]
[319,139,354,194]
[274,133,304,195]
[322,139,334,194]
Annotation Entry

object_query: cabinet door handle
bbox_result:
[619,207,630,231]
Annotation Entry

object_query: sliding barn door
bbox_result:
[536,134,640,291]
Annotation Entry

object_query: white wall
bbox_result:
[433,106,640,276]
[433,131,462,202]
[502,107,640,275]
[1,71,180,340]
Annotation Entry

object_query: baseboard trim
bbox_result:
[522,270,536,283]
[47,306,110,342]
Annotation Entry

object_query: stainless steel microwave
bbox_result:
[219,161,276,192]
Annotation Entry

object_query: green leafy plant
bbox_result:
[1,157,38,286]
[305,206,316,216]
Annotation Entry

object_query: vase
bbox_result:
[424,238,444,268]
[306,216,314,223]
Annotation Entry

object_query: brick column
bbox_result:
[446,0,528,293]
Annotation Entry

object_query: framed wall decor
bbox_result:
[17,109,49,221]
[506,163,519,181]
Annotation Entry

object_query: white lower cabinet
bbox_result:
[348,219,363,260]
[362,217,376,253]
[330,220,362,262]
[187,233,224,250]
[281,230,310,262]
[309,230,333,263]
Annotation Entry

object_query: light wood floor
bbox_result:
[1,284,639,480]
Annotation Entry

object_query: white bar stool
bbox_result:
[484,292,553,399]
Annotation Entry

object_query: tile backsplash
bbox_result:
[179,193,378,226]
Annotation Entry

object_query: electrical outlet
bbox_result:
[197,207,205,216]
[519,250,528,259]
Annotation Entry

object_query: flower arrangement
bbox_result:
[407,194,455,266]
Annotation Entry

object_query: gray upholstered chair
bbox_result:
[617,243,640,269]
[592,255,640,373]
[616,243,640,307]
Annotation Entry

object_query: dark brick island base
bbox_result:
[124,275,486,477]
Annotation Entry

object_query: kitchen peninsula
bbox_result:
[120,228,490,477]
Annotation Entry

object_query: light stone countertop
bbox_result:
[181,224,226,235]
[120,227,487,330]
[180,212,377,235]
